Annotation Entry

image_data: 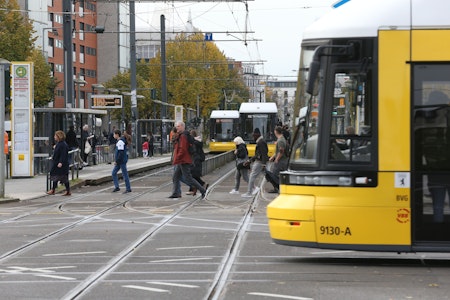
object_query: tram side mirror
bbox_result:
[306,60,320,96]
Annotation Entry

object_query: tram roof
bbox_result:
[210,110,240,119]
[33,107,107,115]
[303,0,450,40]
[239,102,277,114]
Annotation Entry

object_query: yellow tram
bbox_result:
[208,110,240,153]
[239,102,278,157]
[267,0,450,252]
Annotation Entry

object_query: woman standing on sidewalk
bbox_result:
[47,130,71,196]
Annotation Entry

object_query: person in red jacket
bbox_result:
[169,121,206,199]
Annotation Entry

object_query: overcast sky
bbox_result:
[135,0,337,79]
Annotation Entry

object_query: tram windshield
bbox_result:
[212,118,238,142]
[241,113,276,143]
[290,41,374,169]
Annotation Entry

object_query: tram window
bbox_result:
[214,119,235,142]
[413,64,450,229]
[242,114,275,142]
[329,71,372,163]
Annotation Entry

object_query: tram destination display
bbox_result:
[91,94,122,108]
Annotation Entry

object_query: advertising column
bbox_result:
[11,62,33,177]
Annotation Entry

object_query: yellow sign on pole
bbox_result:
[11,62,34,177]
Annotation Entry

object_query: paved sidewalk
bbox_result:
[2,155,172,202]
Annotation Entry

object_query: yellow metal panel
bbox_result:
[378,30,411,171]
[246,143,275,157]
[209,142,235,152]
[267,195,316,242]
[284,172,410,208]
[412,30,450,61]
[268,219,316,242]
[315,206,410,245]
[269,172,411,246]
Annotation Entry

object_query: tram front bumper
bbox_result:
[267,194,316,243]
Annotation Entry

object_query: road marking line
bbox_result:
[43,251,106,257]
[69,239,104,242]
[149,257,212,263]
[156,246,214,250]
[37,274,76,280]
[147,281,199,288]
[248,292,314,300]
[123,285,169,293]
[9,267,53,273]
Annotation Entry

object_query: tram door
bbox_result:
[412,63,450,242]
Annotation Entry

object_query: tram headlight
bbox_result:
[287,174,352,186]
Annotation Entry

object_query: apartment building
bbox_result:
[19,0,129,109]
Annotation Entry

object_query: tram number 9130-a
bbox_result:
[319,226,352,236]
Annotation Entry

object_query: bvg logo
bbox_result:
[396,208,410,223]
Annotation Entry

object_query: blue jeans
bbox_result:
[112,163,131,191]
[174,172,189,195]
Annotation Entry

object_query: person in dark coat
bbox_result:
[242,128,268,198]
[47,130,71,196]
[229,136,249,194]
[147,131,155,157]
[66,125,83,169]
[186,130,207,195]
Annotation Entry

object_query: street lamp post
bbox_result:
[105,88,119,134]
[74,76,87,108]
[41,27,59,58]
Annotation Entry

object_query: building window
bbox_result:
[86,47,97,56]
[55,64,64,73]
[80,45,85,64]
[86,69,97,78]
[55,39,63,49]
[79,22,85,41]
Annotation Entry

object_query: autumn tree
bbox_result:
[0,0,35,61]
[103,70,153,128]
[148,33,249,119]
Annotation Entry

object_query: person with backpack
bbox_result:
[229,136,249,194]
[169,121,206,199]
[266,126,289,193]
[186,130,208,196]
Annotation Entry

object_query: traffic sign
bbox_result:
[205,33,213,41]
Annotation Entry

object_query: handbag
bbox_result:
[237,161,250,170]
[84,140,92,154]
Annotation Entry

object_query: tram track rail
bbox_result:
[62,162,240,299]
[0,156,266,299]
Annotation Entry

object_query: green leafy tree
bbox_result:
[0,0,36,61]
[27,49,59,107]
[103,71,153,127]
